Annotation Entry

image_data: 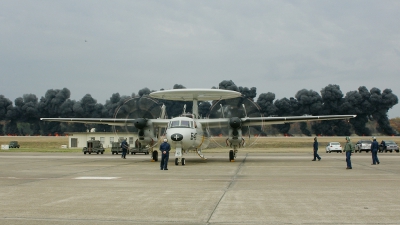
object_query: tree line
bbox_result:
[0,80,398,136]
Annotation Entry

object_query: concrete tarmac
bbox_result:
[1,151,399,225]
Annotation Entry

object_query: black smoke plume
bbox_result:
[0,95,13,135]
[1,81,398,136]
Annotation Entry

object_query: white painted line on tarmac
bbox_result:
[74,176,120,180]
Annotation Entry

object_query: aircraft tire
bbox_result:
[175,158,178,165]
[229,150,234,161]
[152,151,158,161]
[182,158,185,166]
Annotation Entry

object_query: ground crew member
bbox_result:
[312,137,321,161]
[342,136,354,169]
[371,137,380,165]
[121,139,129,159]
[379,140,386,153]
[160,139,171,170]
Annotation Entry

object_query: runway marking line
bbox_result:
[74,177,120,180]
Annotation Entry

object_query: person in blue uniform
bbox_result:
[120,139,129,159]
[312,137,321,161]
[371,137,380,165]
[159,139,171,170]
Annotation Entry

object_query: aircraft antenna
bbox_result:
[220,104,225,118]
[242,104,248,117]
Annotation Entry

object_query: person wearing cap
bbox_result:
[159,138,171,170]
[370,137,380,165]
[312,137,321,161]
[342,136,354,169]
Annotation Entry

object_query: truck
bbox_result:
[9,141,20,148]
[130,139,150,155]
[82,140,105,154]
[111,141,130,155]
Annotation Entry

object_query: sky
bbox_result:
[1,0,400,118]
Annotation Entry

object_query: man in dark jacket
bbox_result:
[379,140,386,153]
[371,137,380,165]
[159,139,171,170]
[121,139,129,159]
[312,137,321,161]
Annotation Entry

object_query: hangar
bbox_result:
[66,132,137,148]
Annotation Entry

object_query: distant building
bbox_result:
[66,132,137,148]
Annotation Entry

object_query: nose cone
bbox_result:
[171,133,183,141]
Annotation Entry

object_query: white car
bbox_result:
[326,142,342,153]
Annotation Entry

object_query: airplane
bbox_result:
[41,88,356,165]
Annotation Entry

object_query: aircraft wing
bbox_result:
[199,115,356,128]
[241,115,356,126]
[40,118,170,127]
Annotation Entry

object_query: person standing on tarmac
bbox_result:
[120,139,129,159]
[342,136,354,169]
[312,137,321,161]
[160,139,171,170]
[371,137,380,165]
[380,140,386,153]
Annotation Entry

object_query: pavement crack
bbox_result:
[206,153,248,224]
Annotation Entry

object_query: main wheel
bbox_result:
[152,151,158,161]
[175,158,179,165]
[182,158,185,166]
[229,150,234,162]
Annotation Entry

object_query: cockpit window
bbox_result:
[169,120,192,128]
[181,120,190,127]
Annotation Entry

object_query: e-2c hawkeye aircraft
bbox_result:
[41,89,356,165]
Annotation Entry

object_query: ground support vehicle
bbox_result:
[130,140,149,155]
[379,140,399,153]
[325,142,342,153]
[111,142,129,155]
[130,147,150,155]
[82,140,105,154]
[9,141,20,148]
[355,140,372,153]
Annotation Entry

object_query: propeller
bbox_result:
[207,96,264,148]
[112,96,167,148]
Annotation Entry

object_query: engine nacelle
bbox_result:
[227,117,244,148]
[134,119,156,146]
[134,118,147,130]
[229,117,242,129]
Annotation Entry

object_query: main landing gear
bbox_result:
[229,150,234,162]
[229,150,237,162]
[151,150,158,162]
[175,158,185,166]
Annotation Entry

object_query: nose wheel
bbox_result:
[175,158,185,166]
